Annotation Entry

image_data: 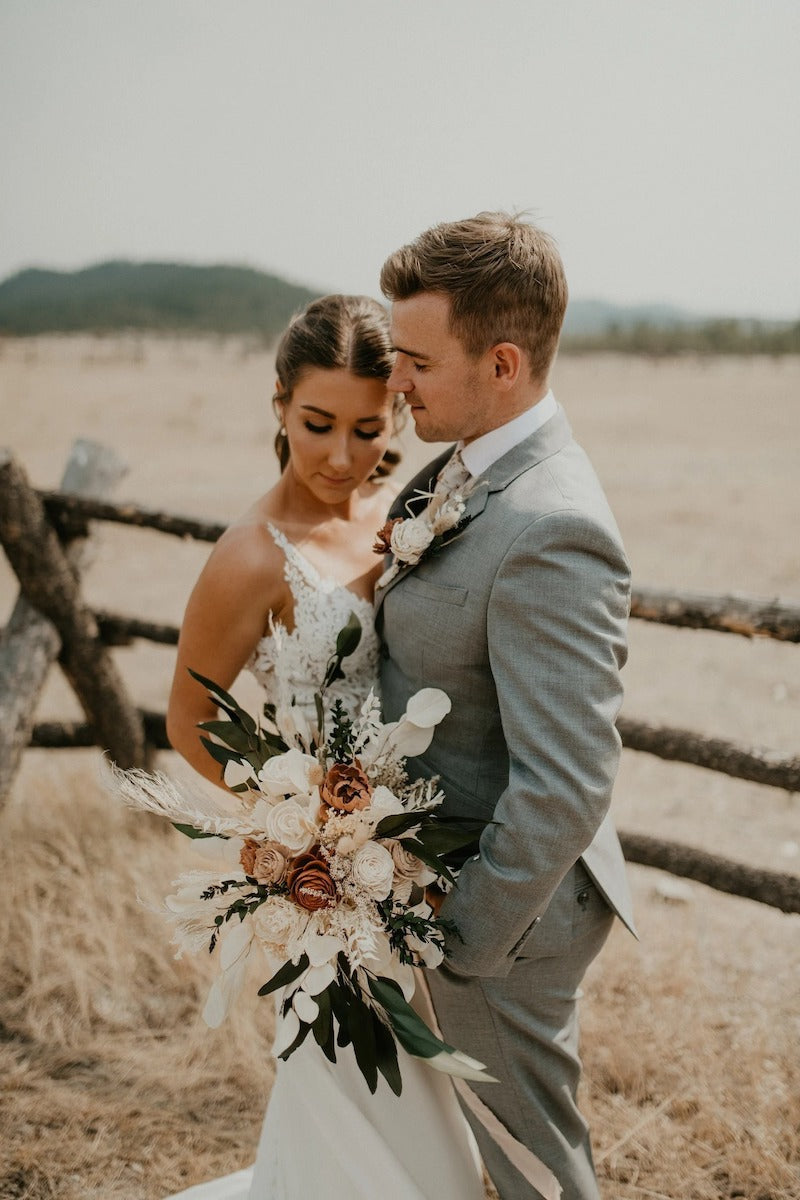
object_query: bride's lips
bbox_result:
[319,474,353,486]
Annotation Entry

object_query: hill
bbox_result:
[0,261,318,340]
[0,261,797,354]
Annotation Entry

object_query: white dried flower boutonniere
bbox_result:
[374,481,474,589]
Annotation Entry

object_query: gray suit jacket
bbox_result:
[377,405,635,978]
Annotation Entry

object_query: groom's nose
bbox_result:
[387,359,412,395]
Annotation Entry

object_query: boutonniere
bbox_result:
[374,484,475,590]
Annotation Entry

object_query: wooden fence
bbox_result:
[1,440,799,915]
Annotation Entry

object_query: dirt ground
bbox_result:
[0,337,798,1199]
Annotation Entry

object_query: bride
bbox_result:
[163,295,484,1200]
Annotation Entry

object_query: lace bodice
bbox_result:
[247,522,379,719]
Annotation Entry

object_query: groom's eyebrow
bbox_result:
[392,343,431,360]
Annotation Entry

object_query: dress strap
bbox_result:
[265,520,321,589]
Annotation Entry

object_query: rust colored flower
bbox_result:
[373,517,402,555]
[320,761,373,815]
[287,849,337,912]
[239,837,260,876]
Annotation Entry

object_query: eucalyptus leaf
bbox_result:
[197,720,254,754]
[372,1009,403,1096]
[328,981,352,1048]
[335,612,362,659]
[374,811,427,839]
[348,990,378,1093]
[257,954,310,997]
[415,818,487,855]
[188,668,258,736]
[368,975,456,1061]
[312,987,336,1062]
[199,736,242,769]
[277,1020,312,1061]
[399,836,456,885]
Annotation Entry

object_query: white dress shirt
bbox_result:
[459,390,557,479]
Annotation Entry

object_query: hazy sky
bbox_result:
[2,1,798,318]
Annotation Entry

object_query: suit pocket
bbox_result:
[513,862,610,961]
[401,576,469,606]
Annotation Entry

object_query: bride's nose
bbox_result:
[327,433,353,472]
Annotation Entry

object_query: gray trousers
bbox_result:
[427,862,614,1200]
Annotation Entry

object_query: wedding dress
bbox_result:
[166,524,484,1200]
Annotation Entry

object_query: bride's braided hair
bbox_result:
[273,294,403,478]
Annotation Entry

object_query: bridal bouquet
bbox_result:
[112,616,492,1096]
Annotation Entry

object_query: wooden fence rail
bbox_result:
[1,445,798,917]
[32,490,800,642]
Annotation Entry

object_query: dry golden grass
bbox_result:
[1,338,799,1198]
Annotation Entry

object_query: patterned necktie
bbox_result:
[434,449,471,498]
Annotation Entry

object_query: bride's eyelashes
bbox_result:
[303,421,383,441]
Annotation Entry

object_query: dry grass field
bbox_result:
[1,336,798,1199]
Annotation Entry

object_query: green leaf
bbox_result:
[399,837,456,885]
[188,669,257,736]
[372,1009,403,1096]
[171,822,219,840]
[197,720,254,754]
[374,811,426,839]
[257,954,309,997]
[277,1019,312,1061]
[312,986,336,1063]
[415,818,487,856]
[368,975,457,1061]
[335,612,362,659]
[348,990,378,1093]
[199,736,242,769]
[328,981,352,1048]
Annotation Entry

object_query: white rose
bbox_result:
[390,517,434,564]
[264,798,316,853]
[252,895,308,952]
[258,749,323,799]
[351,841,395,901]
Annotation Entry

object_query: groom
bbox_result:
[376,212,635,1200]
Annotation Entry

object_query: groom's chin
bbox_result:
[409,413,438,442]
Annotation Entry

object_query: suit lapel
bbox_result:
[375,407,573,609]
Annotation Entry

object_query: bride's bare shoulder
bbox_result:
[199,503,285,593]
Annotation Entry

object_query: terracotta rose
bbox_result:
[320,761,372,814]
[287,849,337,912]
[373,517,402,555]
[239,837,260,876]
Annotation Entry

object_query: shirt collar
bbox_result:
[459,390,557,478]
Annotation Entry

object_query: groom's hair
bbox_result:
[380,212,568,383]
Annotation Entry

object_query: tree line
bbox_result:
[0,261,797,356]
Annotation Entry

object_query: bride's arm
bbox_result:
[166,523,285,787]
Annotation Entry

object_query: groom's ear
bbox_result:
[488,342,524,390]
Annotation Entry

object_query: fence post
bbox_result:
[0,442,145,802]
